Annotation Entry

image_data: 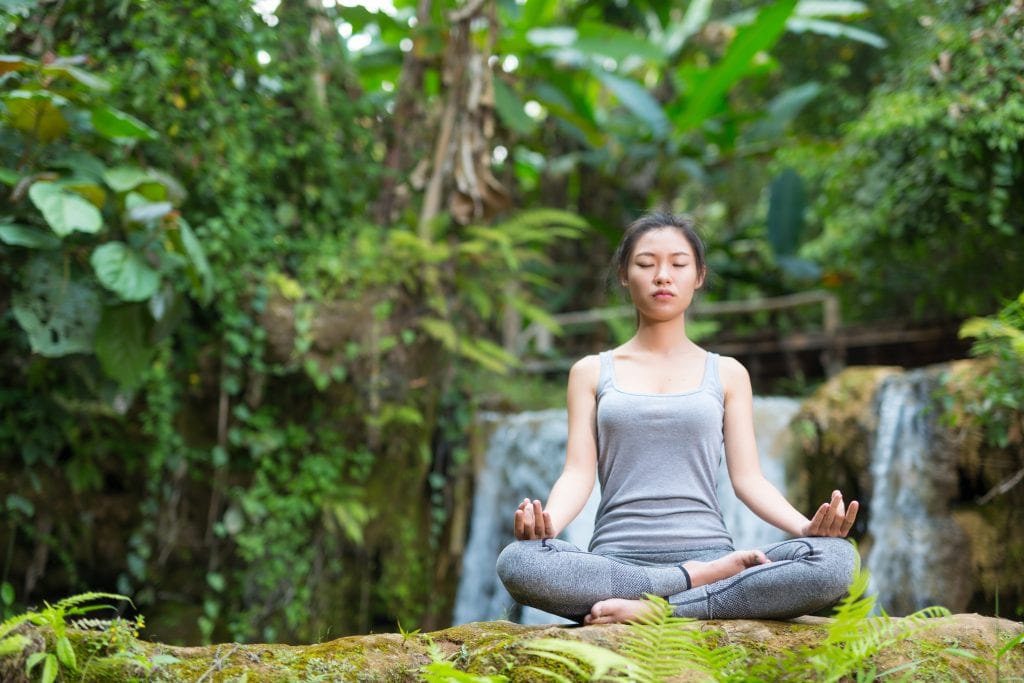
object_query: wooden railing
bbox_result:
[506,290,844,376]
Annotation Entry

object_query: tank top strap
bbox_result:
[703,351,724,399]
[597,350,615,396]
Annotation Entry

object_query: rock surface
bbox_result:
[3,614,1022,681]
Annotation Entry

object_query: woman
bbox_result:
[496,212,859,625]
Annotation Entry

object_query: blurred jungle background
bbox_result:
[1,0,1022,645]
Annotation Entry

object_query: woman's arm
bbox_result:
[514,355,600,540]
[720,356,858,538]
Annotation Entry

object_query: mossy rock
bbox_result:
[3,614,1021,682]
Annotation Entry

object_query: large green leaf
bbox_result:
[0,54,38,74]
[61,180,107,209]
[175,218,214,303]
[91,106,157,141]
[795,1,869,17]
[595,71,669,138]
[525,26,577,49]
[95,304,154,387]
[28,181,103,236]
[767,167,806,256]
[102,166,157,193]
[11,255,102,357]
[662,0,713,57]
[42,61,111,92]
[0,223,62,249]
[575,21,665,64]
[786,18,886,48]
[91,242,161,302]
[493,78,537,135]
[3,90,69,142]
[532,80,606,147]
[674,0,799,131]
[743,82,823,141]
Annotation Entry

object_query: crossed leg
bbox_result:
[496,539,769,623]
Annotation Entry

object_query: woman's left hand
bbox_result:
[803,490,859,537]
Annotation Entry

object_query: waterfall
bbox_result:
[454,397,800,625]
[864,369,971,615]
[452,409,598,625]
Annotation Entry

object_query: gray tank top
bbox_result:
[588,350,733,554]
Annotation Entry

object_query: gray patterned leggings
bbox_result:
[496,537,858,623]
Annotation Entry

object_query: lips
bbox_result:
[653,289,674,299]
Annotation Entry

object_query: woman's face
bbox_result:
[622,227,705,321]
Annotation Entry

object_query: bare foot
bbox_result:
[584,598,657,625]
[683,549,770,588]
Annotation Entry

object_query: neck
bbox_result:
[630,315,695,354]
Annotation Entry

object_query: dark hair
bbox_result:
[609,211,708,290]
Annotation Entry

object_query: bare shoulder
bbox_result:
[568,354,601,393]
[716,354,752,393]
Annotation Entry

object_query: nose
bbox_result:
[654,264,671,283]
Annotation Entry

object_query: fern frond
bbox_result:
[489,208,588,237]
[0,611,40,639]
[810,567,952,683]
[824,567,878,646]
[998,630,1024,658]
[619,595,746,681]
[68,618,117,632]
[521,638,637,681]
[51,592,132,613]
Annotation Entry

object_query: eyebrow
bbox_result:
[634,250,691,257]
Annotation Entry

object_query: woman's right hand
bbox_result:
[514,498,555,540]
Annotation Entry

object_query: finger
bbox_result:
[840,500,860,536]
[828,492,845,535]
[518,501,537,538]
[832,491,846,518]
[514,508,526,539]
[541,511,555,539]
[817,500,838,534]
[531,499,545,534]
[807,502,829,535]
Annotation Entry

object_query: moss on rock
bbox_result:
[4,614,1021,682]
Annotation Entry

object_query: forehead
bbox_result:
[631,227,694,255]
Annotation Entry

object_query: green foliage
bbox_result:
[0,593,179,681]
[765,565,951,682]
[0,592,130,683]
[1,52,210,387]
[521,567,952,682]
[420,635,510,683]
[0,0,996,651]
[794,1,1024,320]
[952,290,1024,450]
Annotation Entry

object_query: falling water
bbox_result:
[453,397,800,625]
[452,409,598,625]
[864,369,970,615]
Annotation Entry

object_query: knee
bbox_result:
[818,538,860,599]
[496,540,541,595]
